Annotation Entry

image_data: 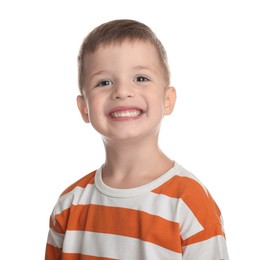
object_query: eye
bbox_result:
[96,80,113,87]
[134,76,149,82]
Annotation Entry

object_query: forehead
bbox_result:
[83,40,163,72]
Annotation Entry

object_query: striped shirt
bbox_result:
[45,162,229,259]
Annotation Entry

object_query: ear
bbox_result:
[76,95,90,123]
[164,86,176,115]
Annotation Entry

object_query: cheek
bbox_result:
[87,96,107,123]
[147,97,165,120]
[87,93,104,110]
[150,91,166,110]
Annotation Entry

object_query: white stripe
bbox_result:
[182,235,229,260]
[63,230,182,260]
[53,184,96,216]
[53,163,205,219]
[53,163,206,219]
[47,228,64,248]
[176,199,204,239]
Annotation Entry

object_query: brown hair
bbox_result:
[77,19,170,94]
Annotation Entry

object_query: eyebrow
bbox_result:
[85,70,111,84]
[132,65,157,75]
[89,70,111,78]
[89,66,154,76]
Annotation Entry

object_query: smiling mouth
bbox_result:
[110,109,143,118]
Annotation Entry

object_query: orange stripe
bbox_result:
[153,176,222,228]
[61,204,181,253]
[53,207,71,233]
[45,244,62,260]
[208,191,221,218]
[61,171,96,196]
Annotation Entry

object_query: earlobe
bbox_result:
[76,95,90,123]
[164,87,176,115]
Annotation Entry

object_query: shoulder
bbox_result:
[60,170,97,196]
[153,164,208,200]
[154,163,226,245]
[52,170,97,219]
[153,163,222,226]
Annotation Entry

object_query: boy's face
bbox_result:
[77,40,176,143]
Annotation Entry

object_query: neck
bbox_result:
[101,136,173,188]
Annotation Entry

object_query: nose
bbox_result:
[111,81,134,100]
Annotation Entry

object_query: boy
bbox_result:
[45,19,229,259]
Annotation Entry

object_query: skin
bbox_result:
[77,40,176,188]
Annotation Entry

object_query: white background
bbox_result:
[0,0,272,259]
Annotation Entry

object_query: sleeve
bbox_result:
[45,172,94,259]
[182,222,229,260]
[45,209,65,260]
[179,178,229,260]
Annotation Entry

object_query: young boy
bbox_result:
[45,19,229,259]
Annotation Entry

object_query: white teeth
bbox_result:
[111,109,142,118]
